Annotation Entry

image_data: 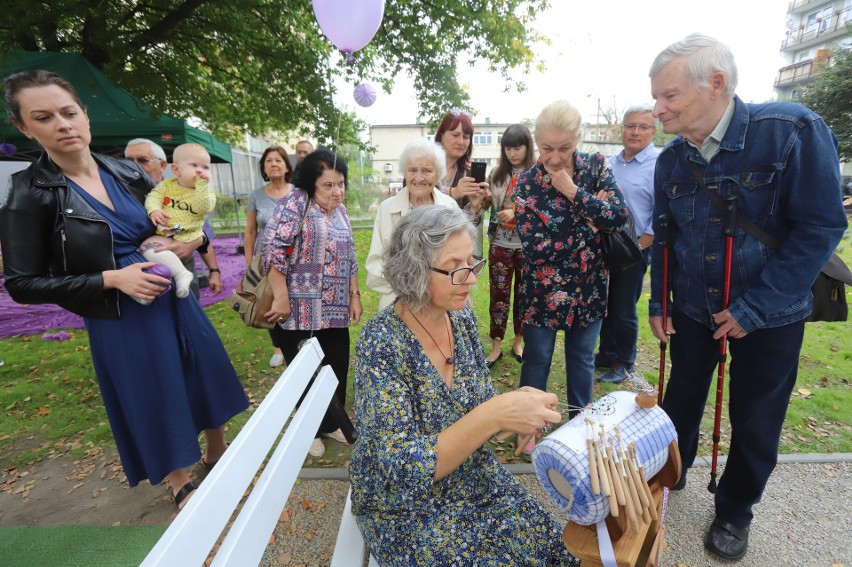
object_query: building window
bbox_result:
[474,131,493,145]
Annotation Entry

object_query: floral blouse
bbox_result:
[349,307,576,566]
[261,188,357,330]
[513,153,628,330]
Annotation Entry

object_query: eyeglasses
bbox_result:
[450,108,471,118]
[431,257,486,285]
[622,124,655,132]
[406,167,436,177]
[130,157,154,165]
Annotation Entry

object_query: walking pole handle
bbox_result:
[657,213,672,247]
[723,194,738,238]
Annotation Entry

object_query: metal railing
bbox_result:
[774,54,833,86]
[782,7,852,49]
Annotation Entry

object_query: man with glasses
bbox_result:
[596,105,659,383]
[124,138,222,297]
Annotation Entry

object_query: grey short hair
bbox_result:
[535,100,583,142]
[125,138,167,162]
[622,105,659,127]
[398,138,446,182]
[649,33,738,98]
[384,206,475,313]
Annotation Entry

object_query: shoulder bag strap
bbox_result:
[687,162,781,250]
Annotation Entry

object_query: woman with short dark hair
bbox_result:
[261,149,362,458]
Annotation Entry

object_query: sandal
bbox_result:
[173,481,198,509]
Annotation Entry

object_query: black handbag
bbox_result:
[601,211,643,272]
[586,152,643,272]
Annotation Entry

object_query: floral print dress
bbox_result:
[350,306,578,566]
[513,153,629,331]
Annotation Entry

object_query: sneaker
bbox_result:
[269,353,285,368]
[594,353,613,369]
[308,438,325,458]
[599,364,633,383]
[320,428,348,444]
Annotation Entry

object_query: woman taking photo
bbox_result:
[261,149,362,458]
[485,124,535,368]
[350,206,577,566]
[244,145,294,368]
[514,100,629,437]
[0,70,248,509]
[434,110,489,257]
[366,138,459,310]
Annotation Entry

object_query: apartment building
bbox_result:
[775,0,852,100]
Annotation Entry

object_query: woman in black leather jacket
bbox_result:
[0,70,248,509]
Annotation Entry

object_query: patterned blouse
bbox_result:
[350,307,576,566]
[261,188,357,330]
[513,153,628,331]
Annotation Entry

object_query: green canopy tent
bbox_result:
[0,51,232,163]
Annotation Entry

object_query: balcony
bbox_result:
[774,53,833,87]
[782,6,852,49]
[787,0,826,15]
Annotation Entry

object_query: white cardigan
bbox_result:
[366,187,460,310]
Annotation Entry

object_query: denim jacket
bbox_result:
[649,97,847,334]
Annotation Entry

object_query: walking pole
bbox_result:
[709,193,739,494]
[657,213,673,405]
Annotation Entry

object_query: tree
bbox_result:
[0,0,548,146]
[801,45,852,161]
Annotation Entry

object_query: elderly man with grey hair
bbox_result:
[596,104,659,384]
[124,138,223,296]
[350,205,577,565]
[366,138,460,310]
[648,34,847,560]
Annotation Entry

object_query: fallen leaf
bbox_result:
[279,508,292,522]
[277,553,292,565]
[300,497,312,510]
[797,388,812,396]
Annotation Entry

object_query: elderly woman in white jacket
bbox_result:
[367,138,460,310]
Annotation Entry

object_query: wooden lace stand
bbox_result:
[563,441,682,567]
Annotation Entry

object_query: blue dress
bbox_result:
[70,170,249,487]
[350,306,577,566]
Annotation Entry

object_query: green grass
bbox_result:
[1,228,850,471]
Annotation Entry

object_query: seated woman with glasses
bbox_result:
[350,206,578,566]
[366,138,460,310]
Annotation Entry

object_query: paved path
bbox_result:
[261,454,852,567]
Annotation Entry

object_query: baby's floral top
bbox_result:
[260,188,356,330]
[513,152,628,330]
[349,306,577,566]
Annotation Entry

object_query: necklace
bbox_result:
[409,309,454,365]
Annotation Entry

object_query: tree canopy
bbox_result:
[0,0,549,146]
[801,46,852,162]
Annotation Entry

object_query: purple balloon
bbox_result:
[146,263,173,295]
[312,0,385,53]
[353,83,377,107]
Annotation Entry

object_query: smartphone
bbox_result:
[470,161,487,183]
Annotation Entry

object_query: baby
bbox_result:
[138,143,216,301]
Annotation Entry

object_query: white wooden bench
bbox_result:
[140,337,337,567]
[330,488,379,567]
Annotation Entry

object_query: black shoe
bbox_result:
[672,471,687,491]
[704,517,749,561]
[511,348,523,363]
[594,353,613,369]
[486,351,502,369]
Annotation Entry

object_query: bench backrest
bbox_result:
[141,338,336,567]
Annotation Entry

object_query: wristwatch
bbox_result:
[208,268,221,274]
